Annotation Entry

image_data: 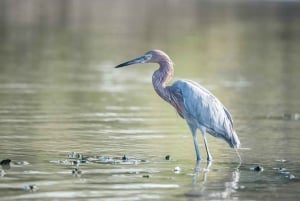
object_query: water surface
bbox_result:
[0,1,300,200]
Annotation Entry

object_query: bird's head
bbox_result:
[115,50,172,68]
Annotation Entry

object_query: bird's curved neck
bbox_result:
[152,60,174,103]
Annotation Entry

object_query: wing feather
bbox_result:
[170,79,239,147]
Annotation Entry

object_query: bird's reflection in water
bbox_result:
[185,161,240,200]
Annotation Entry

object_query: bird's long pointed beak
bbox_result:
[115,55,146,68]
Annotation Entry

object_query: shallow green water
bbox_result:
[0,1,300,200]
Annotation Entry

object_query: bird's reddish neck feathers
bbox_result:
[152,60,174,104]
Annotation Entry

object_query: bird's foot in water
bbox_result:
[207,155,213,161]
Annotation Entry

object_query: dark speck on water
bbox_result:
[122,155,128,161]
[278,167,286,172]
[252,165,264,172]
[72,160,80,167]
[0,159,11,170]
[29,185,38,191]
[72,168,82,175]
[165,155,171,160]
[0,159,11,166]
[23,184,38,192]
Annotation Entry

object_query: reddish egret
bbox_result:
[115,50,240,161]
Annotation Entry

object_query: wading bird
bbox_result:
[115,50,240,161]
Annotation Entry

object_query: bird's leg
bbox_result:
[203,135,212,161]
[193,134,201,161]
[188,124,201,161]
[200,127,212,161]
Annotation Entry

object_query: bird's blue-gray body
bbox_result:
[170,80,240,150]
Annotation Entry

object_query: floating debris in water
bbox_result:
[251,165,264,172]
[273,166,296,180]
[278,167,286,172]
[0,159,11,170]
[68,152,82,159]
[0,159,11,165]
[89,156,115,164]
[72,160,80,167]
[122,155,128,161]
[50,153,91,166]
[174,166,181,173]
[95,155,111,161]
[80,157,89,164]
[50,153,147,166]
[23,184,38,192]
[275,167,292,175]
[72,168,82,175]
[50,159,75,166]
[165,155,171,160]
[254,166,264,172]
[142,174,150,178]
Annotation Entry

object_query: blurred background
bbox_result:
[0,0,299,200]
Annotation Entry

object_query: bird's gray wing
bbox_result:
[184,80,234,126]
[170,79,235,141]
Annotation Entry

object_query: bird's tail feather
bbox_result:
[230,131,240,149]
